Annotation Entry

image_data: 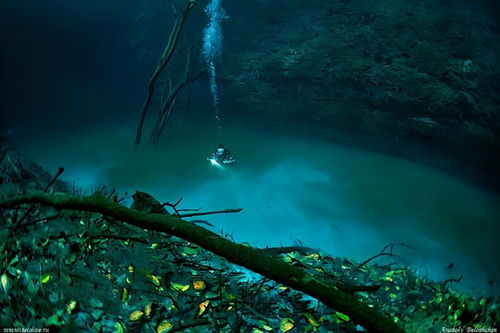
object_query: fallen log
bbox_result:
[0,191,404,333]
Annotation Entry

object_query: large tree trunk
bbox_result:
[0,191,404,333]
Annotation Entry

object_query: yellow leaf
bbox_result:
[198,300,210,316]
[129,310,144,321]
[170,282,190,292]
[128,265,134,273]
[305,253,320,260]
[157,320,173,333]
[40,273,51,284]
[280,318,294,332]
[278,286,288,291]
[192,280,206,290]
[144,302,153,317]
[148,274,161,287]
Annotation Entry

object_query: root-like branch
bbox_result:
[135,0,198,147]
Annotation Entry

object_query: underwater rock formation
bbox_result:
[221,0,500,191]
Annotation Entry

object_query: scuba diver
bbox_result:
[208,144,236,165]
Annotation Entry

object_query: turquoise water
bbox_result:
[17,122,500,294]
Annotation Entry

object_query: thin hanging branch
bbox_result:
[160,76,173,110]
[150,43,193,144]
[150,68,206,144]
[135,0,198,147]
[0,191,403,333]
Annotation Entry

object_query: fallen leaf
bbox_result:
[121,288,129,303]
[305,253,320,260]
[115,322,124,333]
[192,280,206,290]
[304,313,320,327]
[1,273,8,290]
[280,318,294,332]
[257,321,273,331]
[40,273,51,284]
[148,274,161,287]
[170,282,190,292]
[157,320,173,333]
[198,300,210,316]
[129,310,144,321]
[335,312,350,322]
[66,300,77,313]
[144,302,153,317]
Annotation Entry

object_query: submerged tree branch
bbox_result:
[0,191,403,333]
[150,69,207,144]
[179,208,243,218]
[135,0,197,147]
[13,167,65,230]
[357,242,417,269]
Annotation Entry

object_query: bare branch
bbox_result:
[179,208,243,218]
[13,167,65,230]
[357,243,417,269]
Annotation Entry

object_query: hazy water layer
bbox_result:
[16,122,500,295]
